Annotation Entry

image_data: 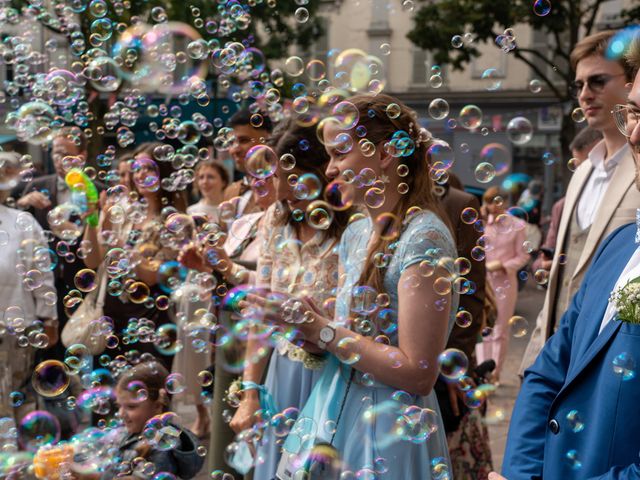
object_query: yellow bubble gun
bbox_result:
[65,168,99,227]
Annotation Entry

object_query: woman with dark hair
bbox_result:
[219,115,350,478]
[249,94,458,478]
[82,142,189,371]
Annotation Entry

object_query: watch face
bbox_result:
[320,327,334,343]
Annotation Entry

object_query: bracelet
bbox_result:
[241,381,263,392]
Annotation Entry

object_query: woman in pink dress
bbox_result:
[475,186,529,383]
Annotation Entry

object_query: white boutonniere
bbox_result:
[610,277,640,324]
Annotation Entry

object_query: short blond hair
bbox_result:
[626,32,640,77]
[570,30,635,81]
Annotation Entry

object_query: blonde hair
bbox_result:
[626,31,640,77]
[570,30,635,81]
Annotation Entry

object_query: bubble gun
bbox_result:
[65,168,99,227]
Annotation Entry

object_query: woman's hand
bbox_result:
[178,243,209,273]
[230,392,261,434]
[205,244,232,275]
[242,293,328,345]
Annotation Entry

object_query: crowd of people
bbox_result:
[0,28,639,480]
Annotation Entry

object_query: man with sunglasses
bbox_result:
[492,33,640,480]
[520,30,640,376]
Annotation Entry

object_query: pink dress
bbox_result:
[475,213,529,380]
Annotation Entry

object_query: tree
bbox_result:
[407,0,640,163]
[6,0,321,160]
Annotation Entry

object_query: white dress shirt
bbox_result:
[0,205,57,323]
[600,243,640,334]
[576,141,629,231]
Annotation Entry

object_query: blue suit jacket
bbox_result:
[503,223,640,480]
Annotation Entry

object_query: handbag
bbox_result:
[61,266,108,355]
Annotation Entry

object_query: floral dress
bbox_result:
[253,204,341,479]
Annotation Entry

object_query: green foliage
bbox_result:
[12,0,322,61]
[407,0,640,100]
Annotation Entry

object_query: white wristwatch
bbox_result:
[317,323,337,350]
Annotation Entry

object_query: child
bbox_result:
[72,362,204,480]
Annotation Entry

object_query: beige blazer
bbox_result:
[520,147,640,375]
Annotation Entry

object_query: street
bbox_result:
[487,281,545,471]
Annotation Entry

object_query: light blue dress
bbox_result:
[252,205,341,479]
[276,211,459,479]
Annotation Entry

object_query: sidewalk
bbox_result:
[487,282,545,471]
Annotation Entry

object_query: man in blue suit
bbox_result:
[491,34,640,480]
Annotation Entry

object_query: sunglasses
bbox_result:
[569,73,626,98]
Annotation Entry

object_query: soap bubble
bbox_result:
[455,310,473,328]
[542,152,556,166]
[32,360,70,398]
[294,7,310,23]
[155,323,181,356]
[74,269,98,293]
[157,261,188,294]
[438,348,468,379]
[428,98,450,120]
[481,68,502,91]
[131,156,160,193]
[479,143,510,177]
[245,145,277,179]
[459,105,483,130]
[427,142,454,172]
[7,101,57,145]
[324,180,355,211]
[474,162,496,183]
[565,450,582,471]
[333,48,386,92]
[533,0,551,16]
[508,316,528,338]
[47,203,84,241]
[18,411,60,451]
[460,207,479,224]
[529,79,542,93]
[44,69,83,107]
[143,412,183,451]
[10,391,25,407]
[506,117,534,145]
[566,410,585,433]
[165,373,186,394]
[612,352,635,381]
[571,107,586,123]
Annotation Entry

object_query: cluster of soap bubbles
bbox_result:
[495,28,517,53]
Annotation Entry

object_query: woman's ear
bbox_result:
[157,388,169,411]
[378,145,396,171]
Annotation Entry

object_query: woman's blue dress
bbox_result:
[276,210,459,479]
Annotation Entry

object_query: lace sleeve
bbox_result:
[398,211,456,274]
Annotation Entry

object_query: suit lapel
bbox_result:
[562,318,622,392]
[573,150,635,279]
[557,232,636,397]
